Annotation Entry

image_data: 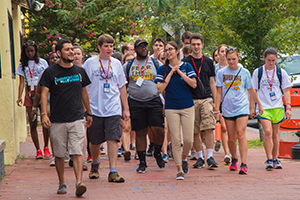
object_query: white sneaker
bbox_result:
[224,154,232,164]
[64,153,70,163]
[50,157,55,166]
[190,150,197,160]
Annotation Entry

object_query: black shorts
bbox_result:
[87,115,122,145]
[223,114,249,121]
[128,96,164,131]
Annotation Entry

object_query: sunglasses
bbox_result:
[226,47,237,52]
[24,40,36,46]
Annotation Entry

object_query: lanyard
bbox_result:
[28,61,36,81]
[264,65,275,91]
[191,56,203,77]
[135,56,149,77]
[99,56,111,83]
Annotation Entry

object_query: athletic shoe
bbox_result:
[224,154,232,165]
[69,157,73,167]
[134,153,139,160]
[50,157,55,166]
[176,171,185,180]
[136,162,147,173]
[162,154,169,163]
[87,155,92,163]
[265,159,273,170]
[89,163,99,179]
[64,153,70,163]
[273,159,282,169]
[154,153,165,168]
[100,146,105,155]
[146,143,154,156]
[193,157,205,168]
[214,141,221,152]
[36,149,43,159]
[130,143,136,150]
[57,184,67,194]
[190,150,197,160]
[123,151,131,161]
[167,142,173,158]
[43,146,51,159]
[230,158,238,171]
[108,171,125,182]
[75,182,86,197]
[207,156,218,169]
[117,147,122,157]
[239,164,248,175]
[83,161,88,171]
[182,160,189,174]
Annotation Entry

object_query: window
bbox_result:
[8,10,16,79]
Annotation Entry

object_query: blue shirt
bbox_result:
[155,62,197,109]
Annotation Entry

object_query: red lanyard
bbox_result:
[28,61,36,81]
[218,63,221,69]
[191,56,203,76]
[135,56,149,77]
[264,65,275,91]
[99,56,111,83]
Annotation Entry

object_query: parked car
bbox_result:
[277,55,300,88]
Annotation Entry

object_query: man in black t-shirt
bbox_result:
[40,39,92,197]
[182,33,218,169]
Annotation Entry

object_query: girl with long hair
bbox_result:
[250,47,292,170]
[155,41,197,180]
[16,40,49,159]
[215,47,263,175]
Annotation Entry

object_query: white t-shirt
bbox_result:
[252,65,292,111]
[216,66,253,117]
[16,58,48,86]
[83,56,127,117]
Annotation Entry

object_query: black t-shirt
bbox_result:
[39,64,91,123]
[182,55,215,99]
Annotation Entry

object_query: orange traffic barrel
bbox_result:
[278,88,300,158]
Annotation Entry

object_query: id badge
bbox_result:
[103,83,110,93]
[30,82,34,91]
[269,92,277,101]
[136,77,144,87]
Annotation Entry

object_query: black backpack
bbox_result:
[125,57,159,83]
[257,65,282,90]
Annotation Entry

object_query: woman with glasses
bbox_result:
[214,47,263,175]
[155,41,197,180]
[16,40,50,159]
[250,47,292,170]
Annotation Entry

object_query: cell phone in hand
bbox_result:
[32,114,37,122]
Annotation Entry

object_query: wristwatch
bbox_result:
[86,111,93,117]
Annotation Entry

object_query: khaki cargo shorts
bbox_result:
[193,98,216,133]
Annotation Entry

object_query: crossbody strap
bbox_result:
[23,66,32,97]
[221,67,242,102]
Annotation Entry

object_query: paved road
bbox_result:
[1,127,300,199]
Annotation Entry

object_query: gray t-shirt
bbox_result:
[123,57,162,102]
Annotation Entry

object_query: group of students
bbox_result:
[15,30,292,196]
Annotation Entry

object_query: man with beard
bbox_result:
[123,38,165,173]
[40,39,92,197]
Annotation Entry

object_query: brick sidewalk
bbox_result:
[1,127,300,199]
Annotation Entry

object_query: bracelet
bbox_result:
[214,111,220,114]
[286,108,291,111]
[85,111,93,117]
[32,107,38,111]
[286,103,291,106]
[41,113,47,116]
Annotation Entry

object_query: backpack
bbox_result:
[257,65,282,90]
[125,57,159,83]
